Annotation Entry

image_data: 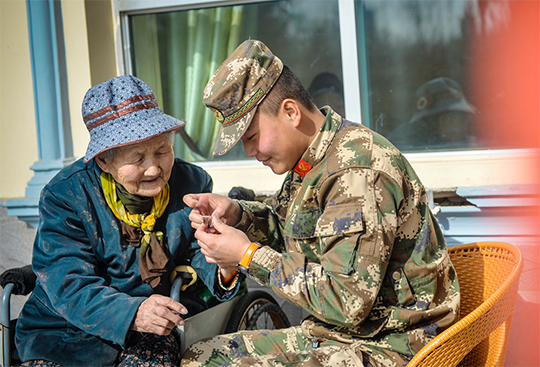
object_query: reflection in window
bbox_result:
[357,0,516,152]
[308,72,345,117]
[385,77,477,150]
[128,1,342,162]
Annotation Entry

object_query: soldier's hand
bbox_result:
[183,193,242,229]
[195,214,251,269]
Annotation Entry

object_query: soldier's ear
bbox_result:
[280,99,301,127]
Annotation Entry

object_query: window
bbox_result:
[118,0,538,194]
[126,0,342,162]
[357,0,534,152]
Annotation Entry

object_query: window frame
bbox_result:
[113,0,537,195]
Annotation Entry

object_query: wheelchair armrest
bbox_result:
[170,266,197,303]
[1,265,35,367]
[1,283,15,367]
[0,265,36,296]
[1,283,14,325]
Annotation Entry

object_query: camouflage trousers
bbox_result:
[180,326,409,367]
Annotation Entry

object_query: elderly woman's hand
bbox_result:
[183,193,242,230]
[130,294,188,335]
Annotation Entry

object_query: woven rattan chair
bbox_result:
[407,241,523,367]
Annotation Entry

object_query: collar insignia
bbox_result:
[292,159,312,178]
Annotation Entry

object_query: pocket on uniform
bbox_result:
[314,203,364,237]
[317,204,365,274]
[284,207,321,239]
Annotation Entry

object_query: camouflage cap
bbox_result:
[203,40,283,156]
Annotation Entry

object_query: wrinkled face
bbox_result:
[97,135,174,197]
[241,110,305,175]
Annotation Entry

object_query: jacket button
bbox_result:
[392,271,401,280]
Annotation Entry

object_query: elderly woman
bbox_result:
[14,75,240,366]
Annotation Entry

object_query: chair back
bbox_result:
[407,241,523,367]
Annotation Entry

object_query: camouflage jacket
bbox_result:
[236,107,460,359]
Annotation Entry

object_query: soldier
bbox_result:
[182,40,460,367]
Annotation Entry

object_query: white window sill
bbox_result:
[195,148,539,195]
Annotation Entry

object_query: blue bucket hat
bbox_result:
[82,75,185,162]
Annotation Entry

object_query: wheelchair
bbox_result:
[1,265,290,366]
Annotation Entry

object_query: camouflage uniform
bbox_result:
[182,107,460,367]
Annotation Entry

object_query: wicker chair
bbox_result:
[407,241,523,367]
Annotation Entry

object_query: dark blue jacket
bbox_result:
[15,158,220,366]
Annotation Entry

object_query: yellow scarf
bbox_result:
[101,172,170,287]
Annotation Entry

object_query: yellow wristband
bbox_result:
[238,242,261,269]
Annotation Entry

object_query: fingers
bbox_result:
[194,221,250,269]
[204,254,217,264]
[209,214,228,232]
[156,294,188,316]
[189,208,218,231]
[189,208,204,230]
[211,206,227,222]
[184,194,213,224]
[198,238,218,263]
[184,193,216,216]
[183,193,201,208]
[185,193,242,227]
[131,295,188,335]
[194,222,223,244]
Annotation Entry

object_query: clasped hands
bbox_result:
[131,193,251,336]
[183,193,252,279]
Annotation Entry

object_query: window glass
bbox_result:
[128,0,342,161]
[357,0,526,152]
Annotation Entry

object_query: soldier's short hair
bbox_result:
[258,65,318,117]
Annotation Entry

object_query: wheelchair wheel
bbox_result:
[224,290,291,333]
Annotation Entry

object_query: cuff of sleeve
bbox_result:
[213,270,245,301]
[120,297,146,349]
[217,267,240,291]
[247,246,281,285]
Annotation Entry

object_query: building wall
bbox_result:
[61,0,92,161]
[0,0,91,200]
[0,0,37,199]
